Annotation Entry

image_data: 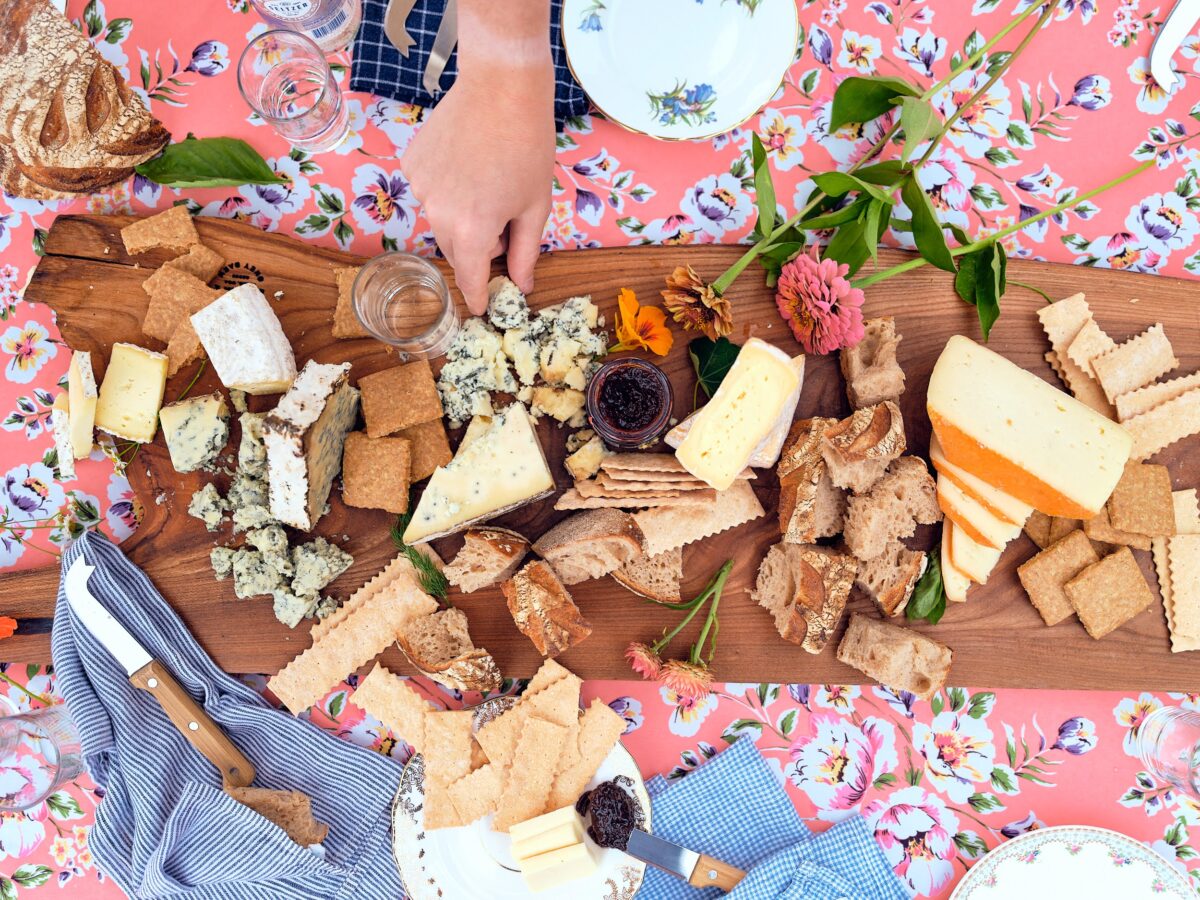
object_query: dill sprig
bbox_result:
[391,512,450,607]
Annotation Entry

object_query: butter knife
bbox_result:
[626,829,746,893]
[1149,0,1200,91]
[422,0,458,95]
[384,0,418,57]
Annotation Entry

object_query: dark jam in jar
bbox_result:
[585,359,673,450]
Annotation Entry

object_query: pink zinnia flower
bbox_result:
[625,642,662,680]
[659,660,714,701]
[775,249,866,354]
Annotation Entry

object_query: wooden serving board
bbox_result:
[2,215,1198,691]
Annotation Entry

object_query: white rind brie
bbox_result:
[191,284,297,395]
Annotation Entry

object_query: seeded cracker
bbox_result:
[493,717,568,832]
[1116,371,1200,422]
[595,472,720,492]
[1123,388,1200,460]
[359,360,443,438]
[1168,535,1200,642]
[1084,507,1152,551]
[1024,511,1054,550]
[341,431,411,514]
[163,243,224,282]
[1091,324,1179,404]
[1108,461,1175,536]
[309,552,441,642]
[120,205,200,254]
[634,479,766,557]
[1017,530,1097,626]
[601,453,690,474]
[396,418,452,481]
[331,266,368,339]
[555,489,714,511]
[351,663,431,751]
[141,266,220,343]
[604,466,755,483]
[1064,547,1156,639]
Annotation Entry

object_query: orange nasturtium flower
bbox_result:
[0,617,18,640]
[609,288,674,356]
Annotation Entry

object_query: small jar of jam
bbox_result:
[585,358,673,450]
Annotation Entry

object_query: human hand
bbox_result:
[402,52,555,315]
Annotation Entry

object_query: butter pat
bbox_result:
[675,338,802,490]
[67,350,97,459]
[510,806,585,861]
[928,336,1132,519]
[519,842,597,893]
[191,284,296,395]
[94,343,168,443]
[159,392,230,473]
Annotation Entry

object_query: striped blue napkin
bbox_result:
[643,737,911,900]
[50,532,406,899]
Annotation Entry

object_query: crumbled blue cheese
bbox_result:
[486,276,530,330]
[210,546,236,580]
[272,590,318,628]
[228,471,274,533]
[291,537,353,597]
[438,319,514,427]
[188,483,228,531]
[231,549,288,599]
[238,412,268,476]
[246,524,293,577]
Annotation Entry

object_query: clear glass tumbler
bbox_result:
[353,253,459,359]
[237,29,349,153]
[0,700,84,812]
[1138,706,1200,797]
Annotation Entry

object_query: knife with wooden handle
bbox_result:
[626,828,746,892]
[64,556,256,788]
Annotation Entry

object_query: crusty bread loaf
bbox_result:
[843,457,941,560]
[836,613,952,701]
[225,786,328,846]
[840,317,905,408]
[533,509,644,585]
[0,0,170,199]
[820,402,906,493]
[397,608,502,692]
[444,527,529,593]
[855,541,927,617]
[612,547,682,603]
[502,560,592,657]
[777,417,847,544]
[751,543,857,654]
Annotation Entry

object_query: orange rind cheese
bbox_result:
[938,475,1023,551]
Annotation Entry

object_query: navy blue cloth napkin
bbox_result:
[350,0,590,128]
[643,736,912,900]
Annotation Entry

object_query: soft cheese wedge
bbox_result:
[927,335,1131,519]
[66,350,97,459]
[675,338,803,490]
[49,395,74,481]
[937,475,1022,551]
[191,284,297,395]
[941,535,971,602]
[947,520,1003,584]
[929,434,1031,526]
[94,343,168,443]
[404,404,554,544]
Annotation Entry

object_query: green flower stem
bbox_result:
[651,560,733,652]
[689,569,728,665]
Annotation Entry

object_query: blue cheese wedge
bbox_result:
[486,276,531,330]
[264,361,359,531]
[94,342,168,443]
[404,403,554,544]
[159,392,230,473]
[191,284,297,395]
[50,395,75,481]
[231,549,288,599]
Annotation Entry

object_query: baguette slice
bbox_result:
[751,543,857,654]
[836,612,952,701]
[444,527,530,593]
[855,542,927,617]
[533,509,645,585]
[397,608,502,692]
[502,561,593,657]
[612,548,682,604]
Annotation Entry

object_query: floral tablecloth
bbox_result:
[1,0,1200,897]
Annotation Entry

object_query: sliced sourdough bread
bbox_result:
[444,527,530,593]
[502,560,592,657]
[751,543,857,654]
[820,401,907,494]
[397,608,502,692]
[612,547,682,603]
[533,509,644,585]
[855,541,927,617]
[836,613,952,701]
[843,457,941,560]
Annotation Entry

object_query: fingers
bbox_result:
[506,203,549,294]
[453,238,494,315]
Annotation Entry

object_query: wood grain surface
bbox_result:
[3,214,1198,690]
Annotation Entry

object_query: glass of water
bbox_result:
[1138,706,1200,797]
[0,700,84,812]
[353,253,459,359]
[237,29,349,153]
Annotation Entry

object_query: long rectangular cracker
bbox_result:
[351,663,432,751]
[492,717,568,832]
[446,763,504,825]
[423,710,474,786]
[601,453,689,473]
[595,472,715,492]
[574,478,688,500]
[555,489,713,511]
[547,699,626,810]
[1123,387,1200,460]
[1174,490,1200,534]
[310,550,443,642]
[1066,318,1117,376]
[1044,351,1115,418]
[1092,324,1179,403]
[1117,371,1200,422]
[475,673,581,769]
[1168,534,1200,641]
[634,479,765,557]
[1038,293,1091,349]
[603,466,755,483]
[1154,537,1200,651]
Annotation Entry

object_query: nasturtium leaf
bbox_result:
[689,337,741,399]
[829,75,921,131]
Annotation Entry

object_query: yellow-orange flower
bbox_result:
[610,288,674,356]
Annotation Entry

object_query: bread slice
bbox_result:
[502,561,593,657]
[844,457,941,560]
[397,608,502,692]
[225,786,328,846]
[444,527,529,593]
[855,542,927,617]
[612,548,682,603]
[532,509,645,585]
[751,543,857,654]
[777,417,847,544]
[836,613,952,701]
[839,316,905,408]
[820,402,907,493]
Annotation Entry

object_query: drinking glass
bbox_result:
[1138,706,1200,797]
[237,29,349,153]
[249,0,362,53]
[0,700,84,812]
[353,253,459,359]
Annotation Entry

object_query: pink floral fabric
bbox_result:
[2,0,1200,896]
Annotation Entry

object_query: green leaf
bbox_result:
[812,171,894,204]
[853,160,909,187]
[906,540,946,624]
[968,792,1005,813]
[800,196,870,231]
[822,216,871,276]
[778,709,797,736]
[104,17,132,43]
[905,766,922,786]
[758,241,805,265]
[392,513,450,604]
[721,718,764,744]
[949,686,967,711]
[931,693,944,716]
[689,337,741,399]
[135,136,289,188]
[326,690,346,719]
[751,133,777,237]
[0,876,14,900]
[12,865,51,888]
[829,75,921,130]
[967,691,995,719]
[948,224,970,246]
[897,97,942,163]
[874,773,898,788]
[863,199,890,261]
[900,175,955,273]
[992,767,1016,792]
[955,244,1007,340]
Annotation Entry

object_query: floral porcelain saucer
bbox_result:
[951,824,1191,899]
[561,0,798,140]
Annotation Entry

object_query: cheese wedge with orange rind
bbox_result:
[948,521,1003,584]
[941,533,972,603]
[929,435,1032,526]
[938,475,1023,551]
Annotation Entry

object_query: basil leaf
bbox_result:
[812,171,894,204]
[906,542,946,625]
[751,133,777,237]
[135,136,289,188]
[829,75,921,130]
[823,216,871,276]
[900,175,956,273]
[896,96,943,163]
[854,160,909,187]
[689,337,741,399]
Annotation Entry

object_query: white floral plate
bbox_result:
[561,0,798,140]
[951,825,1191,899]
[391,698,650,900]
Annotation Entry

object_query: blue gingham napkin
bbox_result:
[349,0,589,128]
[643,737,911,900]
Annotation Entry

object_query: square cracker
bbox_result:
[141,265,221,343]
[1048,517,1080,546]
[1084,507,1151,551]
[1017,530,1097,626]
[423,709,474,787]
[1124,388,1200,461]
[1066,318,1116,376]
[332,266,368,339]
[492,717,568,832]
[163,243,223,282]
[341,431,411,514]
[350,663,431,751]
[121,205,200,254]
[547,699,626,810]
[1169,534,1200,640]
[446,763,505,824]
[1092,324,1179,404]
[1024,511,1054,550]
[1116,371,1200,422]
[1108,462,1175,536]
[359,360,443,438]
[1173,490,1200,534]
[634,480,766,557]
[1064,546,1155,639]
[396,418,452,482]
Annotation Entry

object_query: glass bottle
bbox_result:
[249,0,362,53]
